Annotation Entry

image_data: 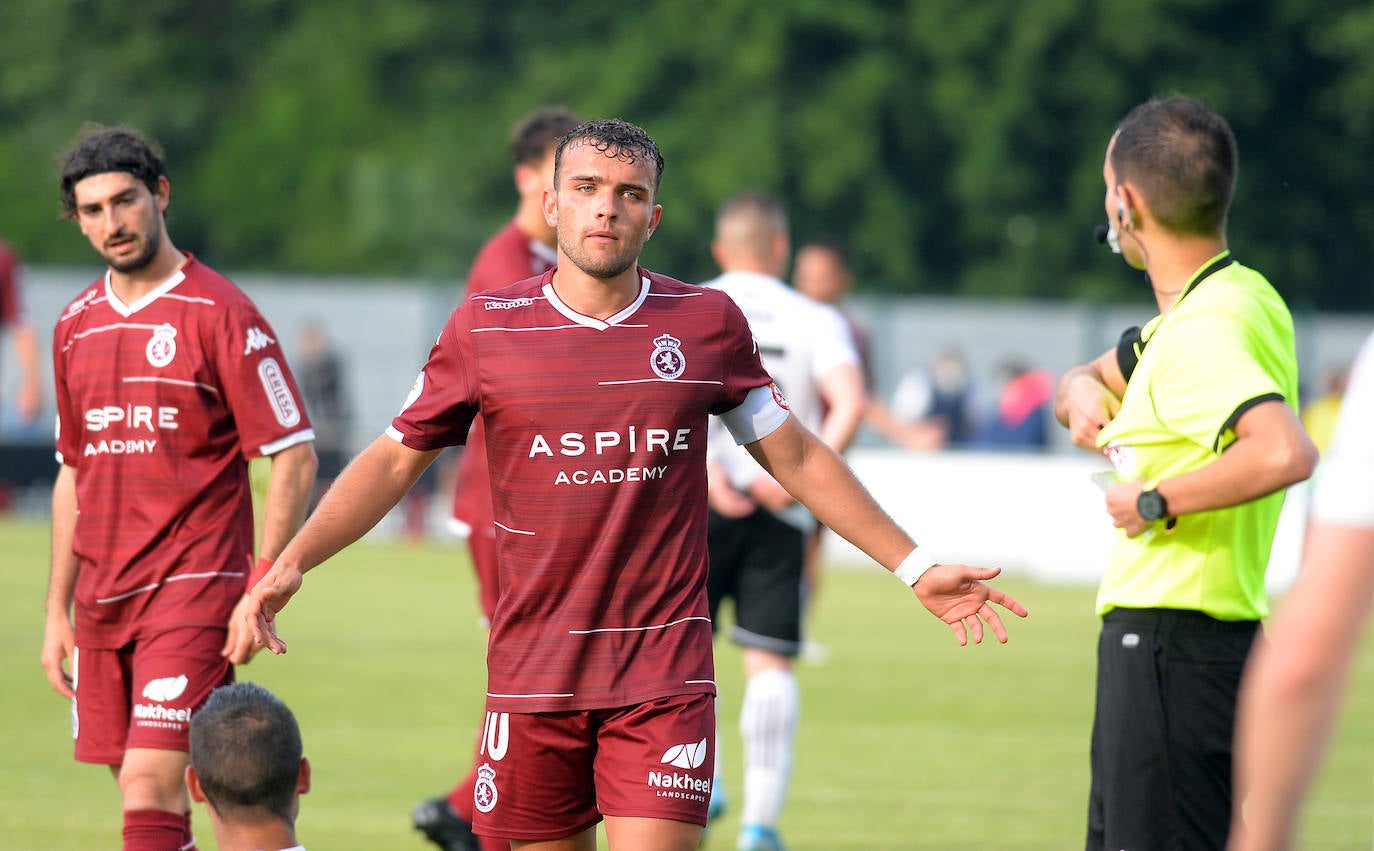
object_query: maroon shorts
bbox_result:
[72,627,234,765]
[471,692,715,841]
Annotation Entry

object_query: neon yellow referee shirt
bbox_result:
[1096,252,1300,620]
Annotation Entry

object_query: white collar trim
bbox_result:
[104,268,187,317]
[542,274,650,330]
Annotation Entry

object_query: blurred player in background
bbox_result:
[1229,332,1374,850]
[1055,96,1317,850]
[41,124,317,851]
[0,236,43,426]
[701,194,866,851]
[412,104,582,851]
[186,682,311,851]
[248,118,1026,851]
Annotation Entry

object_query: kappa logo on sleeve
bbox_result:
[243,326,277,356]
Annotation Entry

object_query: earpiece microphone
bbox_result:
[1094,222,1122,254]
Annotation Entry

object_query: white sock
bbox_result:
[739,667,799,828]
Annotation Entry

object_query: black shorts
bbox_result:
[706,508,804,656]
[1086,608,1259,851]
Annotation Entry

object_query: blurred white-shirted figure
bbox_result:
[701,191,866,851]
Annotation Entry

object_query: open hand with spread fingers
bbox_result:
[913,564,1029,645]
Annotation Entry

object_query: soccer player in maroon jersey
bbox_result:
[415,105,583,851]
[248,118,1026,851]
[41,124,318,851]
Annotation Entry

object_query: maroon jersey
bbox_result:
[53,255,314,648]
[390,268,775,712]
[452,222,557,529]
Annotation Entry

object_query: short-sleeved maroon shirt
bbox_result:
[53,255,314,648]
[389,268,773,712]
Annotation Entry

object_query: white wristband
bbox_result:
[892,547,937,587]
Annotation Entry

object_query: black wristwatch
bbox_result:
[1137,487,1169,522]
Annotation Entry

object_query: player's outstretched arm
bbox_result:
[745,416,1027,644]
[247,435,441,654]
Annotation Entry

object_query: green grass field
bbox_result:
[4,514,1373,849]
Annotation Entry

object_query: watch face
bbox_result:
[1138,490,1166,521]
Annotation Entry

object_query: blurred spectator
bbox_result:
[0,238,42,428]
[975,359,1054,450]
[1300,366,1348,453]
[293,322,352,496]
[868,345,977,450]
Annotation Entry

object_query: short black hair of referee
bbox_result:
[187,682,310,825]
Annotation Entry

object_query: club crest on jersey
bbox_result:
[651,333,686,380]
[146,324,177,367]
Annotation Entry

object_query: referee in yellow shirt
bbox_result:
[1055,96,1318,851]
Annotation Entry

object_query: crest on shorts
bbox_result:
[651,333,686,380]
[146,323,177,368]
[473,763,499,814]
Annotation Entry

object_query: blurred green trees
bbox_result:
[2,0,1370,308]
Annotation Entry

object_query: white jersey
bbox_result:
[1309,331,1374,527]
[703,270,860,531]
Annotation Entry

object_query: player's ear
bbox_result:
[514,162,538,197]
[155,175,171,214]
[185,765,208,804]
[645,204,662,240]
[297,756,311,795]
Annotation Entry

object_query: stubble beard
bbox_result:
[103,225,162,274]
[559,226,642,280]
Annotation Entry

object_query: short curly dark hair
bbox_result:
[58,124,166,219]
[554,118,665,196]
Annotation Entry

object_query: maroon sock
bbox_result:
[122,808,191,851]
